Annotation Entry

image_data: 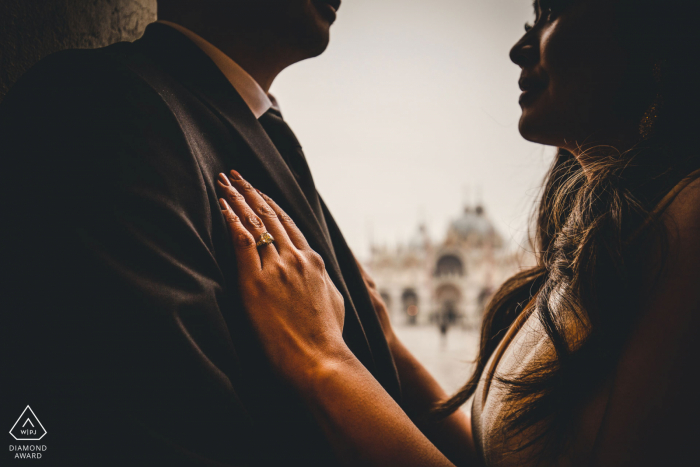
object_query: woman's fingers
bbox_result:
[257,191,311,251]
[223,171,295,252]
[214,171,347,391]
[219,198,262,271]
[216,176,280,264]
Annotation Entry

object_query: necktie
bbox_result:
[258,107,330,239]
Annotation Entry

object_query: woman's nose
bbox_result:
[510,38,538,68]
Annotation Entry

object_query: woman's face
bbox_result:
[511,0,641,153]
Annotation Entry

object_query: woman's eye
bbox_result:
[541,0,570,21]
[529,0,564,32]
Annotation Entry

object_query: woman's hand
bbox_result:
[215,170,466,467]
[215,170,350,386]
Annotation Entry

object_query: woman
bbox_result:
[215,0,700,465]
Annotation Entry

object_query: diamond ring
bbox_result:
[255,232,275,248]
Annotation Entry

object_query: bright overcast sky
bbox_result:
[270,0,555,260]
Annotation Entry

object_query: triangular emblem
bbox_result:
[9,406,47,441]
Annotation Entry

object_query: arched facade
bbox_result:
[366,204,527,328]
[435,254,465,277]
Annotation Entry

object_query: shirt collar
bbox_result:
[157,20,273,119]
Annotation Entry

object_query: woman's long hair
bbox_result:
[433,0,700,461]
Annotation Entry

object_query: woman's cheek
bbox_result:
[538,11,628,139]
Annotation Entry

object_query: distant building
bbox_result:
[366,204,530,328]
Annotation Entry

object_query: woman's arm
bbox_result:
[296,342,460,466]
[215,171,476,466]
[356,261,479,465]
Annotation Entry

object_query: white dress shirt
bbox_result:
[157,20,273,119]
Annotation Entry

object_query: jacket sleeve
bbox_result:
[0,50,254,466]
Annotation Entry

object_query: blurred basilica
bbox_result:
[366,203,529,328]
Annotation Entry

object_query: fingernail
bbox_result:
[229,169,242,180]
[218,173,230,186]
[255,188,262,195]
[218,198,228,210]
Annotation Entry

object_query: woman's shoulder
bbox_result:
[660,171,700,242]
[590,171,700,466]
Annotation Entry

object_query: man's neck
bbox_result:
[197,31,283,93]
[157,17,292,92]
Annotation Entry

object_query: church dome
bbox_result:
[449,205,500,244]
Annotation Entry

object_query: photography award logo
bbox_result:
[9,406,47,460]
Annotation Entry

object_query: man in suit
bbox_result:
[0,1,400,465]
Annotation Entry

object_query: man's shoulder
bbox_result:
[1,39,173,118]
[40,39,140,72]
[0,40,201,181]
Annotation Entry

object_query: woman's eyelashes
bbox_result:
[541,0,572,20]
[526,0,567,32]
[543,6,557,21]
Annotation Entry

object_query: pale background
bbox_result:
[271,0,555,260]
[0,0,552,398]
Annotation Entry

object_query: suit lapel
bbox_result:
[136,24,340,275]
[192,89,337,251]
[134,24,379,371]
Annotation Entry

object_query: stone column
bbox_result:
[0,0,157,102]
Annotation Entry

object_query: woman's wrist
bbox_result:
[290,340,359,393]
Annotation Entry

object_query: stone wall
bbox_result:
[0,0,157,102]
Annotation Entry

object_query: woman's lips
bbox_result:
[518,76,546,106]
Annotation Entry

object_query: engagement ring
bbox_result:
[256,232,275,248]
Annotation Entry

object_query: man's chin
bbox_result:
[308,39,330,58]
[294,22,330,59]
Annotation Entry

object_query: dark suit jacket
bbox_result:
[0,23,400,467]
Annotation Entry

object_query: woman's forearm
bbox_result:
[352,256,475,461]
[296,347,458,467]
[388,336,480,466]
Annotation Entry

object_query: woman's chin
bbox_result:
[518,113,567,148]
[518,115,547,144]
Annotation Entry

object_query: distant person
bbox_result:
[0,0,401,465]
[437,306,457,348]
[203,0,699,465]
